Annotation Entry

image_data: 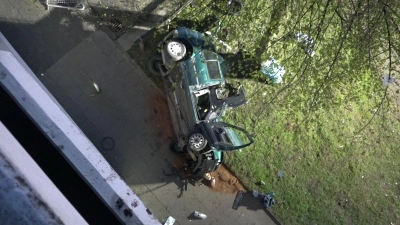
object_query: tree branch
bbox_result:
[334,7,346,26]
[383,6,392,78]
[352,87,388,137]
[308,5,358,112]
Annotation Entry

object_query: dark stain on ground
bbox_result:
[145,92,174,140]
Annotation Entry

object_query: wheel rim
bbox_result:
[189,133,204,149]
[153,60,163,72]
[167,41,186,61]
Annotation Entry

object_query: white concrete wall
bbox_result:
[0,32,160,225]
[0,122,88,225]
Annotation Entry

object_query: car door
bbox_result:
[223,84,246,109]
[199,122,254,151]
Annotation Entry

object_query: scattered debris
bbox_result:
[253,190,259,197]
[203,173,212,180]
[383,74,397,86]
[162,166,188,198]
[193,211,207,219]
[210,177,216,187]
[279,170,284,178]
[164,216,175,225]
[255,181,265,186]
[253,190,276,208]
[232,190,244,210]
[93,82,101,93]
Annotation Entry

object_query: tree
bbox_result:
[175,0,399,115]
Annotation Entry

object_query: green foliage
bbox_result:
[222,74,399,224]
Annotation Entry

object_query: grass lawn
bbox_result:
[223,77,400,224]
[128,6,400,224]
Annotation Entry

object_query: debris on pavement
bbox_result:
[203,172,212,180]
[193,211,207,219]
[232,190,244,210]
[162,166,188,198]
[210,177,216,187]
[163,216,176,225]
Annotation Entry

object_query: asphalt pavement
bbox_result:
[0,1,279,224]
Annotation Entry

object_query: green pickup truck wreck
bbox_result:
[152,27,254,179]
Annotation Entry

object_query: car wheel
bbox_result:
[165,39,191,62]
[148,55,167,76]
[169,137,181,153]
[187,129,208,151]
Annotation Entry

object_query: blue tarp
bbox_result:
[260,57,286,83]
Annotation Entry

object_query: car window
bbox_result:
[208,122,254,151]
[225,127,247,146]
[196,92,211,120]
[204,50,222,80]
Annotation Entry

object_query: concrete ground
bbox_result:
[0,1,279,224]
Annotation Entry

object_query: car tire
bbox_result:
[148,55,167,76]
[169,137,181,153]
[186,129,208,152]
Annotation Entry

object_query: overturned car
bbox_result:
[153,27,254,179]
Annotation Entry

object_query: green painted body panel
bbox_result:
[182,50,224,88]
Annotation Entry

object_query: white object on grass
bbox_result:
[382,74,396,86]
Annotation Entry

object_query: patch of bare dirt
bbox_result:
[169,154,247,194]
[146,91,174,140]
[210,164,246,194]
